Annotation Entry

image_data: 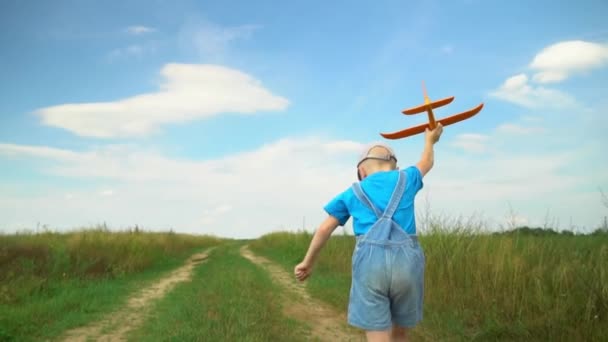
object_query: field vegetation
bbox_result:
[0,227,219,341]
[2,217,606,341]
[250,221,608,341]
[128,242,309,341]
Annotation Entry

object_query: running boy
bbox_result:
[294,124,443,342]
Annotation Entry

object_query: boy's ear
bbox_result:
[357,166,366,180]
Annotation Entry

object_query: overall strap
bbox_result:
[382,171,407,219]
[352,182,382,218]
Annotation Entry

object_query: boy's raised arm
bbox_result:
[416,123,443,177]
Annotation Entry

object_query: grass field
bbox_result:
[1,225,606,341]
[128,241,309,341]
[250,227,608,341]
[0,228,219,341]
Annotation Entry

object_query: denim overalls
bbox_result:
[347,171,425,330]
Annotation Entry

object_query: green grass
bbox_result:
[249,232,353,311]
[249,229,608,341]
[3,225,606,341]
[128,242,309,342]
[0,228,220,342]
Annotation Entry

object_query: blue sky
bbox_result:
[1,0,607,238]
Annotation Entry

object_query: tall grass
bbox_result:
[250,225,608,341]
[0,227,220,341]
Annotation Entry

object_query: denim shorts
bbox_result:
[347,235,425,330]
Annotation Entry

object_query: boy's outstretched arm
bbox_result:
[294,215,340,281]
[416,123,443,177]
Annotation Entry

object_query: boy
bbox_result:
[294,124,443,342]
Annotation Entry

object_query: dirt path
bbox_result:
[59,250,213,342]
[240,245,364,342]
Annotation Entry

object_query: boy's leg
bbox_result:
[364,324,410,342]
[365,330,391,342]
[391,325,409,342]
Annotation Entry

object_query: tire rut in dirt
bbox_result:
[240,245,364,342]
[59,249,213,342]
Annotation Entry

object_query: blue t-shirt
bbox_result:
[324,166,424,235]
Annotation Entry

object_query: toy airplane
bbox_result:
[380,82,484,139]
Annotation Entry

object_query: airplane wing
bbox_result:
[436,103,483,126]
[380,122,428,139]
[402,96,455,115]
[381,103,484,139]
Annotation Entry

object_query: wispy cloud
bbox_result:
[0,143,80,160]
[3,132,603,236]
[451,133,489,153]
[422,149,595,230]
[200,204,233,226]
[107,43,157,60]
[496,123,544,135]
[0,138,363,184]
[0,137,364,237]
[2,125,606,236]
[99,189,114,197]
[521,115,543,123]
[178,19,260,59]
[453,117,544,154]
[125,26,157,35]
[489,73,576,108]
[35,64,289,138]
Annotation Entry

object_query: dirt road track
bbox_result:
[59,250,212,342]
[240,245,364,342]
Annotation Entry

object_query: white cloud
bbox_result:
[109,27,159,60]
[100,190,114,197]
[531,70,567,84]
[1,131,606,236]
[438,100,606,231]
[496,123,543,135]
[0,137,364,238]
[489,73,576,108]
[419,149,595,232]
[490,40,608,108]
[521,115,542,123]
[125,26,156,35]
[214,204,232,214]
[107,44,155,60]
[0,143,80,160]
[451,133,489,153]
[200,204,233,226]
[511,214,529,226]
[178,20,259,58]
[24,137,361,184]
[35,64,289,138]
[530,40,608,83]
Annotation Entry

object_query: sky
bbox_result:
[1,0,607,238]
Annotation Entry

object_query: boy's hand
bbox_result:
[425,123,443,144]
[294,261,313,281]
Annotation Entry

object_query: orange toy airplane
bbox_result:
[380,82,484,139]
